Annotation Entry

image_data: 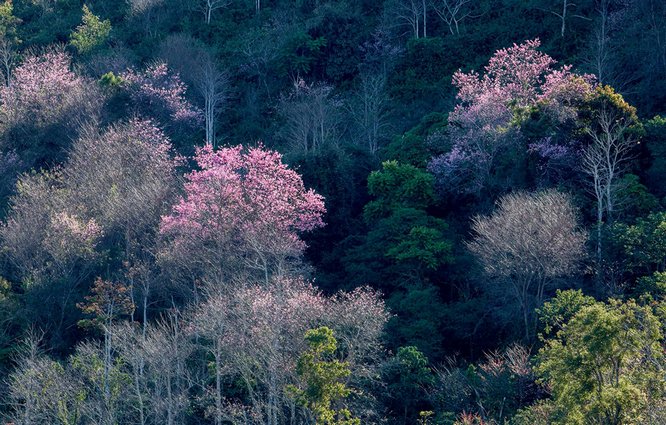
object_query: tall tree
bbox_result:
[581,86,639,277]
[467,190,586,341]
[194,53,228,147]
[286,327,360,425]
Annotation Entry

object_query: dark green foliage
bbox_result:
[384,346,434,423]
[278,30,327,77]
[644,116,666,198]
[612,212,666,278]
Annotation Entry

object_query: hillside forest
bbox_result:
[0,0,664,424]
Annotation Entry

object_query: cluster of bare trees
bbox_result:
[278,79,343,155]
[386,0,478,39]
[278,74,393,156]
[6,277,388,425]
[0,119,179,348]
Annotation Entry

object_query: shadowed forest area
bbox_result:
[0,0,664,424]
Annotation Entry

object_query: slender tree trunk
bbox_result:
[561,0,568,37]
[422,0,427,38]
[215,340,222,425]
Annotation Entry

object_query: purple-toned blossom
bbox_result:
[122,62,203,128]
[429,39,596,195]
[0,48,103,135]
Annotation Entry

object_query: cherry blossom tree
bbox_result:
[159,144,325,286]
[0,48,96,128]
[0,47,104,167]
[428,39,595,196]
[121,62,203,138]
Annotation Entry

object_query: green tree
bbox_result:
[644,116,666,198]
[385,346,434,424]
[342,160,453,359]
[361,160,453,281]
[69,5,111,55]
[537,289,596,337]
[287,327,360,425]
[536,294,665,424]
[613,212,666,278]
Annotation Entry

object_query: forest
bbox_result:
[0,0,664,423]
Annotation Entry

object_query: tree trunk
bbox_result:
[215,340,222,425]
[422,0,427,38]
[561,0,568,37]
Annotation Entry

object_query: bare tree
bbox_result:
[158,36,229,146]
[126,0,166,37]
[5,331,68,425]
[278,79,343,155]
[432,0,475,35]
[589,0,611,83]
[238,24,288,100]
[582,97,637,270]
[387,0,427,39]
[195,54,229,147]
[197,0,232,24]
[0,35,17,87]
[189,277,388,425]
[112,312,195,425]
[536,0,591,38]
[1,172,103,348]
[347,73,392,155]
[467,190,586,341]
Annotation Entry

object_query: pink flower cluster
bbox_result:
[0,50,88,126]
[160,144,326,255]
[122,62,203,127]
[429,39,596,195]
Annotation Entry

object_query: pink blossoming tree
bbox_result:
[122,62,203,141]
[0,47,104,167]
[428,39,595,196]
[159,144,326,286]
